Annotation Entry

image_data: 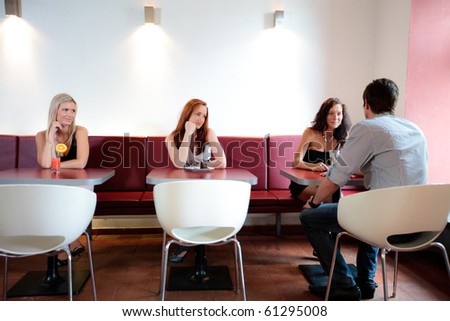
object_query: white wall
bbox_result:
[0,0,410,137]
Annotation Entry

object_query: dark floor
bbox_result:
[2,230,450,301]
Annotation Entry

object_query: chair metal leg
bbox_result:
[158,232,167,296]
[84,230,97,300]
[3,257,7,300]
[235,240,246,300]
[233,236,240,293]
[65,248,73,301]
[160,239,174,301]
[392,251,399,298]
[380,249,389,301]
[431,242,450,281]
[325,232,345,301]
[230,238,246,300]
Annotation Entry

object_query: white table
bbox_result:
[0,168,115,185]
[146,167,258,185]
[280,167,364,187]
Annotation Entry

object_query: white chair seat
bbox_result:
[172,226,236,244]
[0,235,65,255]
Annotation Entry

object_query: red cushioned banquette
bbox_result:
[87,136,148,215]
[0,135,18,171]
[2,133,363,236]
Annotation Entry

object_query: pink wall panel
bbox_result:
[406,0,450,183]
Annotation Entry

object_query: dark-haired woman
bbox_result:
[290,98,351,203]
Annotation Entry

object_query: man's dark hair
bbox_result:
[363,78,399,115]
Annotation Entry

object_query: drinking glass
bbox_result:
[329,150,338,165]
[51,157,60,174]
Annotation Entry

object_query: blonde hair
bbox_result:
[47,93,77,149]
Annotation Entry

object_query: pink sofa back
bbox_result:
[87,136,147,191]
[145,136,175,191]
[0,135,18,170]
[268,135,302,189]
[218,136,267,190]
[1,134,282,193]
[17,136,40,168]
[146,136,173,170]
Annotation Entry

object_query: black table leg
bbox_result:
[167,245,234,291]
[190,245,209,282]
[7,256,90,298]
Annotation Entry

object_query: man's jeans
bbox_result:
[299,203,379,288]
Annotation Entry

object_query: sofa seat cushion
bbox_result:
[96,191,144,208]
[249,190,278,206]
[269,189,304,206]
[140,191,154,207]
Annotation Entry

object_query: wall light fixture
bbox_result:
[274,10,284,27]
[5,0,22,17]
[144,6,154,24]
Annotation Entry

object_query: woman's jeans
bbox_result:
[299,203,379,288]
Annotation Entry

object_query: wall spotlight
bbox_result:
[5,0,22,17]
[274,10,284,27]
[144,6,154,24]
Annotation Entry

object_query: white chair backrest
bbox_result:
[154,180,251,241]
[337,184,450,250]
[0,184,97,253]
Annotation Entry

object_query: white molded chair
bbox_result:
[154,180,251,301]
[0,184,98,300]
[326,184,450,300]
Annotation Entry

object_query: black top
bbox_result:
[61,134,77,162]
[303,149,331,166]
[289,149,340,202]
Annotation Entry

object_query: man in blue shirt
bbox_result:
[300,78,428,300]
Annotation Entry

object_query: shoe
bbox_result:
[168,246,189,263]
[71,244,85,257]
[57,258,68,267]
[356,279,378,299]
[308,284,361,301]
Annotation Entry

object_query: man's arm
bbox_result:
[305,177,339,208]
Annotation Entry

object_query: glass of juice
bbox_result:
[51,157,60,174]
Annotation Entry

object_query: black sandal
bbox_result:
[168,246,189,263]
[57,258,68,266]
[71,244,85,257]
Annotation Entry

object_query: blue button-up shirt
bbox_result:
[328,114,428,190]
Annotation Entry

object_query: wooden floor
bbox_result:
[2,229,449,301]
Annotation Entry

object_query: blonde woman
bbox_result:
[36,93,89,265]
[36,93,89,169]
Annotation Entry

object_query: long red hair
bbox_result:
[171,98,209,152]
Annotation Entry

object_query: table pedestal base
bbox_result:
[7,270,90,298]
[167,266,233,291]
